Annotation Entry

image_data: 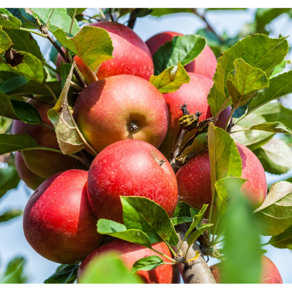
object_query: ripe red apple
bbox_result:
[210,255,283,283]
[176,143,267,211]
[15,152,45,190]
[77,239,175,283]
[23,169,103,264]
[146,31,217,80]
[57,22,154,84]
[158,72,213,160]
[73,75,169,154]
[12,100,86,178]
[87,140,178,223]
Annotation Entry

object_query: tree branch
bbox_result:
[176,224,216,284]
[128,11,137,29]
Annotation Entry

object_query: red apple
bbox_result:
[87,140,178,223]
[57,22,154,84]
[23,169,103,264]
[12,100,86,178]
[15,152,45,190]
[158,72,213,160]
[146,31,217,80]
[210,255,283,283]
[73,75,169,154]
[77,239,175,284]
[176,143,267,211]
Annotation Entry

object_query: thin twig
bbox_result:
[45,8,55,27]
[108,8,115,22]
[128,11,137,29]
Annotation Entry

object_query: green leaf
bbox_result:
[268,225,292,250]
[0,134,39,155]
[128,8,153,19]
[149,62,190,93]
[78,252,142,284]
[132,255,164,274]
[0,166,20,200]
[0,13,21,29]
[0,92,42,124]
[215,177,247,215]
[44,264,79,283]
[150,8,194,17]
[121,196,173,244]
[97,219,152,248]
[254,181,292,236]
[48,63,86,155]
[249,122,291,133]
[231,113,274,151]
[208,34,289,117]
[53,26,113,74]
[270,60,291,78]
[60,62,72,89]
[171,201,199,226]
[3,28,44,60]
[0,27,12,54]
[31,8,79,35]
[6,8,38,27]
[153,34,206,75]
[0,76,27,93]
[221,189,262,283]
[67,8,86,18]
[0,209,23,222]
[187,223,213,246]
[253,102,292,130]
[0,8,13,16]
[227,58,269,108]
[0,51,46,82]
[247,71,292,115]
[0,257,27,283]
[208,123,242,183]
[254,139,292,175]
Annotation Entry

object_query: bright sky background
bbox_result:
[0,8,292,283]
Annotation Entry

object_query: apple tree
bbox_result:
[0,8,292,284]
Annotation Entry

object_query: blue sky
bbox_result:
[0,8,292,283]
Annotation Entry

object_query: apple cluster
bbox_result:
[14,22,281,283]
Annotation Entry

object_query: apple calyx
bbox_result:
[127,122,139,133]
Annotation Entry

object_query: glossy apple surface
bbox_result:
[146,31,217,80]
[23,170,102,264]
[73,75,169,154]
[176,143,267,211]
[15,152,45,190]
[210,255,283,283]
[87,140,178,223]
[77,239,175,283]
[12,100,86,178]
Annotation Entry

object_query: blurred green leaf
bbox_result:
[153,35,206,75]
[268,225,292,250]
[60,62,72,89]
[222,188,261,283]
[0,76,27,94]
[149,62,190,94]
[53,26,113,74]
[150,8,194,17]
[0,209,23,222]
[0,28,12,54]
[227,58,269,109]
[31,8,79,35]
[254,181,292,236]
[132,255,164,274]
[48,63,86,155]
[121,196,173,244]
[7,8,38,27]
[0,165,20,200]
[0,13,21,29]
[249,122,291,133]
[44,264,79,283]
[208,34,289,117]
[128,8,153,19]
[79,252,142,284]
[0,9,13,16]
[0,257,27,283]
[67,8,86,18]
[247,71,292,115]
[97,219,152,248]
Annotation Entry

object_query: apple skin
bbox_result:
[176,143,267,211]
[146,31,217,80]
[73,75,169,154]
[158,72,213,160]
[23,169,103,264]
[77,239,175,284]
[12,100,86,178]
[87,140,178,223]
[15,152,45,190]
[210,255,283,283]
[65,22,154,83]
